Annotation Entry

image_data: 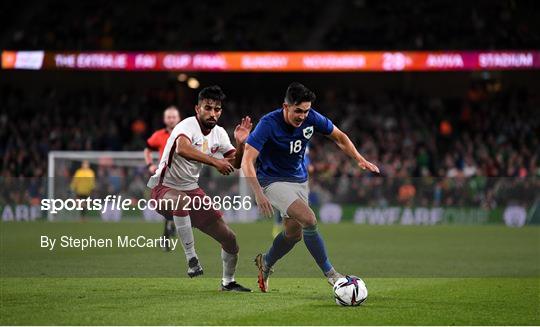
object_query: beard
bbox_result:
[201,119,217,129]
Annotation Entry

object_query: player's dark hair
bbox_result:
[284,82,316,105]
[198,85,226,103]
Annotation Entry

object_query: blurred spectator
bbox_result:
[0,80,538,209]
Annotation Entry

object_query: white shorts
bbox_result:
[263,181,309,218]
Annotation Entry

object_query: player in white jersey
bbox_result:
[148,85,252,292]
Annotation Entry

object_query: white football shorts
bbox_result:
[263,181,309,218]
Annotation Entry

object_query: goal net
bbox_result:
[47,151,255,222]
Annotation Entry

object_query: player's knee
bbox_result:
[291,206,317,228]
[173,197,189,212]
[302,215,317,228]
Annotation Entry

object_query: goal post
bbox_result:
[47,151,159,221]
[46,151,254,222]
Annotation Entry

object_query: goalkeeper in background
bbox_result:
[70,160,95,220]
[144,106,181,251]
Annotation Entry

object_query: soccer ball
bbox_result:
[333,275,368,306]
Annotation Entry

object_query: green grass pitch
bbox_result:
[1,221,539,325]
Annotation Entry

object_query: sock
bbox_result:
[303,225,333,274]
[164,214,175,237]
[162,220,170,237]
[167,220,176,236]
[173,215,197,261]
[221,249,238,285]
[324,267,340,278]
[264,231,298,268]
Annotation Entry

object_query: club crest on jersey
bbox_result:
[210,145,219,154]
[303,126,314,139]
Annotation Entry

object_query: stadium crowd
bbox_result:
[3,0,538,51]
[1,82,538,208]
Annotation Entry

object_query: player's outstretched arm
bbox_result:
[176,136,234,175]
[241,144,274,218]
[225,116,252,169]
[327,126,380,174]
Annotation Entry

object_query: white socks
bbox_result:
[173,215,197,261]
[221,249,238,285]
[173,215,237,285]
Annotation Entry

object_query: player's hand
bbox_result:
[214,158,235,175]
[255,193,274,219]
[148,164,157,174]
[234,116,253,144]
[358,159,380,174]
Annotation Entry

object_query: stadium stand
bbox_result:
[3,0,538,51]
